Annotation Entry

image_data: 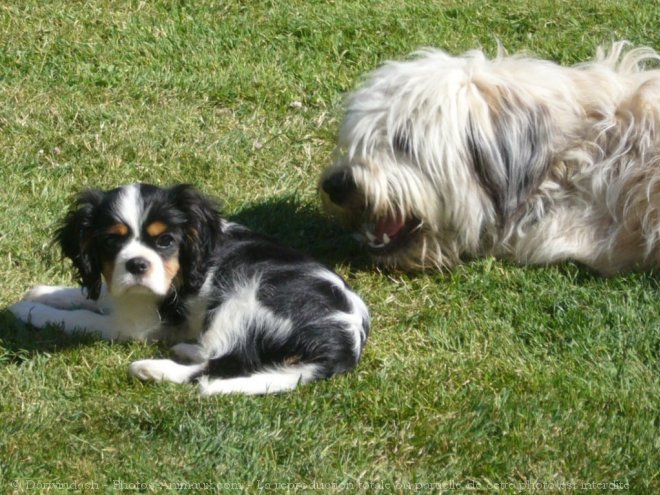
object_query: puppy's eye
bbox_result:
[155,234,175,249]
[103,233,124,244]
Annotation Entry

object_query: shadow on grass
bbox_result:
[538,260,660,290]
[0,309,104,364]
[0,308,175,365]
[228,193,373,271]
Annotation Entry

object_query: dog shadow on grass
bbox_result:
[228,194,373,271]
[0,310,103,364]
[0,195,372,360]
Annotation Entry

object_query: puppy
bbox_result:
[11,184,370,395]
[320,42,660,275]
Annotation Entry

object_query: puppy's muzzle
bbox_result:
[321,170,357,207]
[126,257,151,276]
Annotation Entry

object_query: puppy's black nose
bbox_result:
[126,257,150,275]
[321,170,356,206]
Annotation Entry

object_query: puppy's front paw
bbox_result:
[22,285,61,302]
[9,301,54,328]
[22,285,94,310]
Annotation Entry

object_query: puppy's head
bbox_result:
[57,184,222,300]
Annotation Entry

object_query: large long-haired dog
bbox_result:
[320,42,660,275]
[10,184,369,395]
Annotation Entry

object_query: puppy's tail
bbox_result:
[196,363,322,396]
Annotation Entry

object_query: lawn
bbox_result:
[1,0,658,493]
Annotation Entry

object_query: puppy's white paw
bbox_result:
[9,301,57,328]
[129,360,166,382]
[129,359,205,384]
[9,300,35,321]
[22,285,96,311]
[10,298,116,339]
[23,285,62,301]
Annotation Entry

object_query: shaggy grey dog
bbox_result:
[321,42,660,275]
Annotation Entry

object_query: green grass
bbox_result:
[1,0,659,493]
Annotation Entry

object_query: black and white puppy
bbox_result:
[10,184,370,395]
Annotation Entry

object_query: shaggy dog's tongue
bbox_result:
[375,216,405,240]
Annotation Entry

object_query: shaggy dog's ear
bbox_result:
[168,184,223,294]
[467,81,554,226]
[56,189,105,300]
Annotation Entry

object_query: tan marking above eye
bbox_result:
[107,224,129,236]
[147,221,168,237]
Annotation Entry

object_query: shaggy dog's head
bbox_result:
[320,47,566,269]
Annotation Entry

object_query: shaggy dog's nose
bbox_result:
[321,170,356,206]
[126,257,151,275]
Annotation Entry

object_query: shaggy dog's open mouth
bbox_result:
[362,215,423,255]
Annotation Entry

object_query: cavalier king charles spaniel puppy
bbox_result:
[11,184,370,395]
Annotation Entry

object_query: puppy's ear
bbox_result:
[56,189,105,300]
[467,81,554,226]
[168,184,223,294]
